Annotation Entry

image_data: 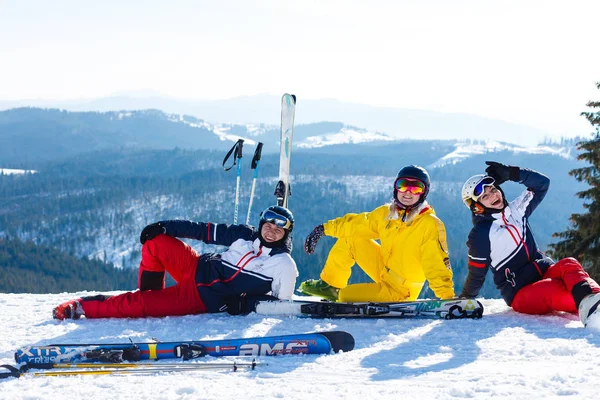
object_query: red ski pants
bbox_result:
[81,235,207,318]
[511,257,600,315]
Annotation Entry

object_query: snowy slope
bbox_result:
[1,293,600,399]
[0,168,36,175]
[427,141,575,168]
[296,127,395,148]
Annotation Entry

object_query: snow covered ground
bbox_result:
[1,292,600,400]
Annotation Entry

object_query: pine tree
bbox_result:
[549,82,600,280]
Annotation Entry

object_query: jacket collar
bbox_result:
[472,204,512,223]
[386,201,432,224]
[251,236,292,255]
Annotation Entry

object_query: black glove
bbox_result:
[304,224,325,255]
[225,296,249,315]
[485,161,520,185]
[139,222,166,244]
[225,295,278,315]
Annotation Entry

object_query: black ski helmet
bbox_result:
[259,205,294,232]
[258,205,294,248]
[393,165,431,208]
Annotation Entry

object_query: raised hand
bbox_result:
[485,161,520,185]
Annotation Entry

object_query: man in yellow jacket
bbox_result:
[300,165,455,302]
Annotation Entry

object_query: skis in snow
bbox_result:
[254,298,484,320]
[1,360,260,379]
[274,93,296,207]
[14,331,355,365]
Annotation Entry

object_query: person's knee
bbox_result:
[556,257,582,270]
[143,233,172,251]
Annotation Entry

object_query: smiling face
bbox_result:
[260,222,286,243]
[396,190,420,207]
[477,186,504,210]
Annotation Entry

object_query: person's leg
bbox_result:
[80,278,206,318]
[543,257,600,308]
[511,278,576,314]
[320,237,384,288]
[138,234,200,290]
[339,281,408,302]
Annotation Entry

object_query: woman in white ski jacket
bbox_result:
[460,161,600,325]
[52,205,299,319]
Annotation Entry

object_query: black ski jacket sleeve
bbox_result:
[460,222,491,298]
[158,220,256,247]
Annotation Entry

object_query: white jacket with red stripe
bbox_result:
[158,220,298,312]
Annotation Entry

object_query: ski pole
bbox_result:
[0,360,260,379]
[222,139,244,224]
[246,142,264,225]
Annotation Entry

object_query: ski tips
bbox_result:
[319,331,355,353]
[282,93,296,105]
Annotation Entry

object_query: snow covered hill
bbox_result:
[1,293,600,400]
[427,140,576,168]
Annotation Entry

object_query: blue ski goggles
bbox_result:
[261,210,292,230]
[473,176,495,198]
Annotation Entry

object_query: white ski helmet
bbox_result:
[461,174,495,210]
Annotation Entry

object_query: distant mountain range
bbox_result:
[0,94,555,146]
[0,107,579,168]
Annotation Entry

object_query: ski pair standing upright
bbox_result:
[275,93,296,208]
[222,93,296,222]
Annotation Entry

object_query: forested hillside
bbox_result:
[0,237,137,293]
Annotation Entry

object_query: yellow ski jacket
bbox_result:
[323,202,454,300]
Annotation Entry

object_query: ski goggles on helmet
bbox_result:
[261,210,292,230]
[395,178,426,195]
[473,176,495,199]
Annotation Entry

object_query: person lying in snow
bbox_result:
[53,205,298,319]
[299,165,455,303]
[460,161,600,326]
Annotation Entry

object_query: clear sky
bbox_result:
[1,0,599,138]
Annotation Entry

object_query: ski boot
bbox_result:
[53,299,84,320]
[579,292,600,327]
[299,279,340,301]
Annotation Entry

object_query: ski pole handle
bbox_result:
[222,139,244,171]
[251,142,263,170]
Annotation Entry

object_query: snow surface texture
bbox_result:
[1,293,600,400]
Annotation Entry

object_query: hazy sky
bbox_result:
[1,0,599,138]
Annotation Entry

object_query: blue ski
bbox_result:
[15,331,355,365]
